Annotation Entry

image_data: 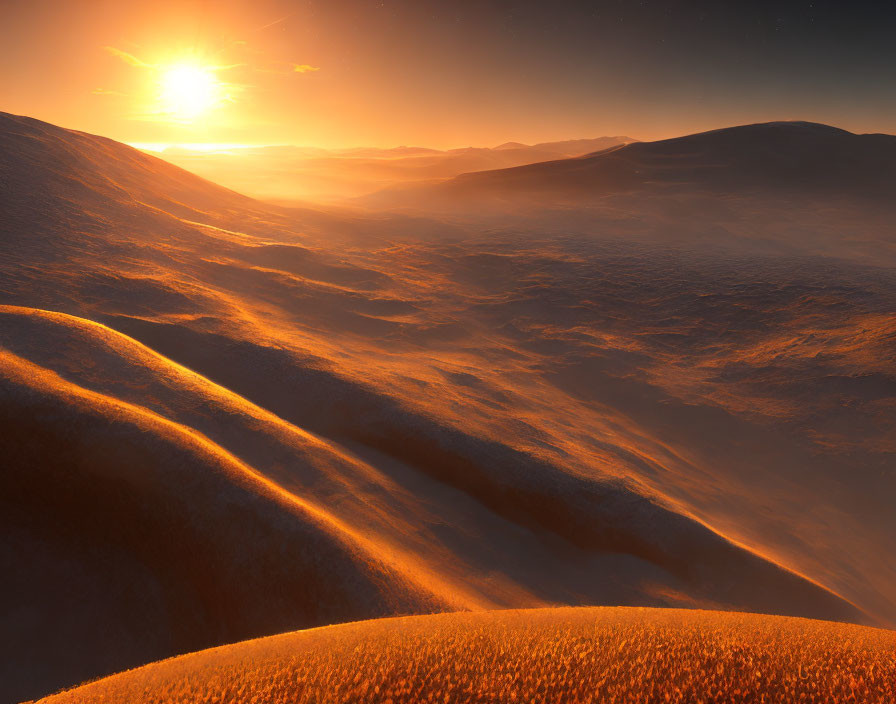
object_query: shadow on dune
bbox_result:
[102,315,864,616]
[0,343,449,702]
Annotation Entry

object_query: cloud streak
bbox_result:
[257,14,291,32]
[293,64,320,73]
[104,46,155,68]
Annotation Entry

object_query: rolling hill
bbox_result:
[2,111,895,701]
[38,607,896,704]
[146,135,636,202]
[0,305,473,702]
[363,121,896,264]
[418,121,896,200]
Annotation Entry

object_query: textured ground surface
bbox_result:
[3,112,894,701]
[39,607,896,704]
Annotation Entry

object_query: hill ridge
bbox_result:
[374,119,896,206]
[38,606,896,704]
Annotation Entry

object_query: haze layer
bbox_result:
[1,112,894,701]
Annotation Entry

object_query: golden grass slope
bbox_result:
[39,607,896,704]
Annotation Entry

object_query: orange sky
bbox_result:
[2,0,894,149]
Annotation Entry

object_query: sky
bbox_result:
[1,0,894,148]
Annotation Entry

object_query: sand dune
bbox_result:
[2,112,895,701]
[0,310,465,701]
[38,607,896,704]
[1,303,861,700]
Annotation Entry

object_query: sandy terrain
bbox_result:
[1,111,894,701]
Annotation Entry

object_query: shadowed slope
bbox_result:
[0,111,255,224]
[0,311,466,703]
[429,122,896,200]
[39,607,896,704]
[0,110,371,259]
[0,305,863,606]
[0,305,868,699]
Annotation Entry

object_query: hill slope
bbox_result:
[427,121,896,200]
[39,607,896,704]
[1,304,864,700]
[2,113,895,700]
[0,111,255,221]
[0,307,467,702]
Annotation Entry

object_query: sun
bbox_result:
[158,63,222,121]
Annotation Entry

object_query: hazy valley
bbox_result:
[144,135,636,202]
[1,110,894,702]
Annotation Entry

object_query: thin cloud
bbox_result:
[92,88,127,96]
[104,46,155,68]
[257,14,291,32]
[105,46,242,73]
[293,64,320,73]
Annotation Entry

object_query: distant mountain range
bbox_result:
[148,135,637,202]
[371,121,896,205]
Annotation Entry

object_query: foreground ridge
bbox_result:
[40,606,896,704]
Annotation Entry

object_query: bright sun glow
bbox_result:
[158,63,221,121]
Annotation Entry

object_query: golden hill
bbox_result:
[39,607,896,704]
